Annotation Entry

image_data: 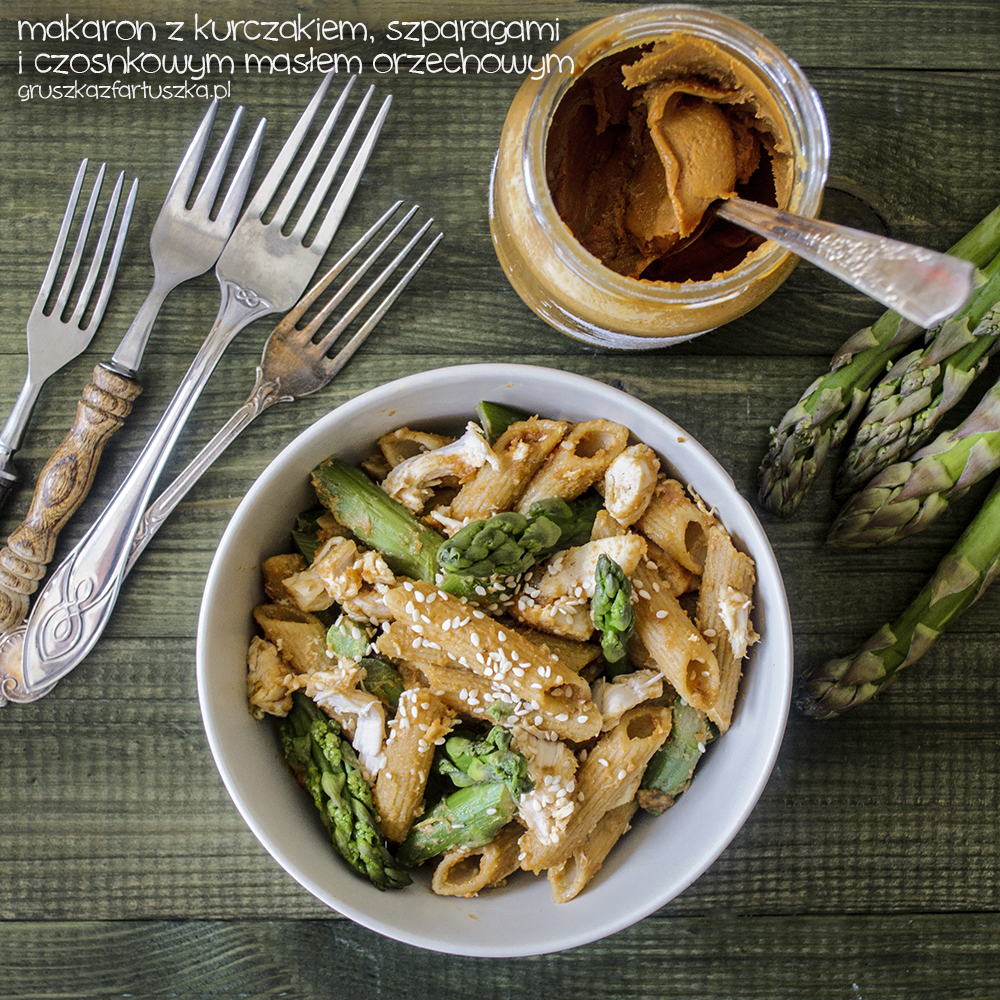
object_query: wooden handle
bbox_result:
[0,364,141,631]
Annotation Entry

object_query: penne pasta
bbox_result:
[448,417,568,522]
[374,687,456,843]
[515,419,629,511]
[519,704,670,873]
[431,823,524,897]
[383,580,602,742]
[696,524,759,733]
[252,603,329,674]
[636,478,716,574]
[547,800,638,903]
[630,560,720,712]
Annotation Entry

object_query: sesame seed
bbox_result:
[656,610,668,620]
[617,769,628,781]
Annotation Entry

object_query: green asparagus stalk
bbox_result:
[359,656,404,711]
[638,696,716,815]
[591,554,636,663]
[434,726,535,796]
[395,724,533,865]
[280,692,411,890]
[799,481,1000,718]
[395,782,518,866]
[828,376,1000,548]
[475,400,531,444]
[326,616,372,660]
[435,494,601,600]
[291,505,329,563]
[835,252,1000,498]
[759,203,1000,517]
[311,457,445,581]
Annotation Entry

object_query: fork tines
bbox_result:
[245,72,392,249]
[285,202,443,379]
[36,159,137,334]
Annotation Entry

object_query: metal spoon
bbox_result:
[715,197,975,329]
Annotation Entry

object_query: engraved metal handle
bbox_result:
[19,280,273,693]
[715,198,976,329]
[131,367,291,558]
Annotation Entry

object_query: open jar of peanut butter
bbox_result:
[489,6,830,348]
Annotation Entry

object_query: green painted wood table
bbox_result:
[1,1,998,996]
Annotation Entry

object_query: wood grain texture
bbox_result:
[0,364,141,629]
[1,915,999,999]
[1,0,999,993]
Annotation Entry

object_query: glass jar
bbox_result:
[489,5,830,349]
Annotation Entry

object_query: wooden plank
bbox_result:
[1,914,998,997]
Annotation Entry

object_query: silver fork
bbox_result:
[129,205,442,565]
[0,160,136,513]
[20,72,392,695]
[0,102,263,634]
[0,206,440,707]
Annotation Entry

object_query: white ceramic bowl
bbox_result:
[196,363,793,957]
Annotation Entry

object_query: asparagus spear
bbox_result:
[591,553,636,663]
[291,505,329,563]
[358,656,404,711]
[280,692,411,890]
[828,376,1000,548]
[311,457,445,581]
[326,616,372,660]
[396,725,533,865]
[434,726,535,796]
[759,203,1000,517]
[835,252,1000,498]
[475,400,532,444]
[638,696,716,815]
[395,782,518,867]
[435,493,601,600]
[799,481,1000,718]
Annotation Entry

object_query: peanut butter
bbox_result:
[546,34,794,282]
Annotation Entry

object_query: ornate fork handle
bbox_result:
[19,280,273,693]
[715,198,975,328]
[130,367,293,565]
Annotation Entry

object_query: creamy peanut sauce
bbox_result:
[546,34,794,282]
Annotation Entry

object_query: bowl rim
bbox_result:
[196,362,793,957]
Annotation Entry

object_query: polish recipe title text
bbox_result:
[16,14,572,101]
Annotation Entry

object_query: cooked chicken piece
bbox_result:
[511,534,647,639]
[261,553,307,606]
[510,728,579,848]
[282,566,336,613]
[381,422,498,513]
[604,444,660,526]
[718,585,759,661]
[288,671,388,780]
[246,636,294,719]
[590,668,664,731]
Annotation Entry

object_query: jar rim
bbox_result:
[521,4,831,305]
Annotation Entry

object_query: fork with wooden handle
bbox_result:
[0,160,135,515]
[0,101,264,633]
[18,73,392,698]
[0,206,440,706]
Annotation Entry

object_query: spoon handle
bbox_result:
[716,198,976,328]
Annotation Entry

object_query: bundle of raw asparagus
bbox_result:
[757,203,1000,717]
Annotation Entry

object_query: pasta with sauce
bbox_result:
[244,404,759,900]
